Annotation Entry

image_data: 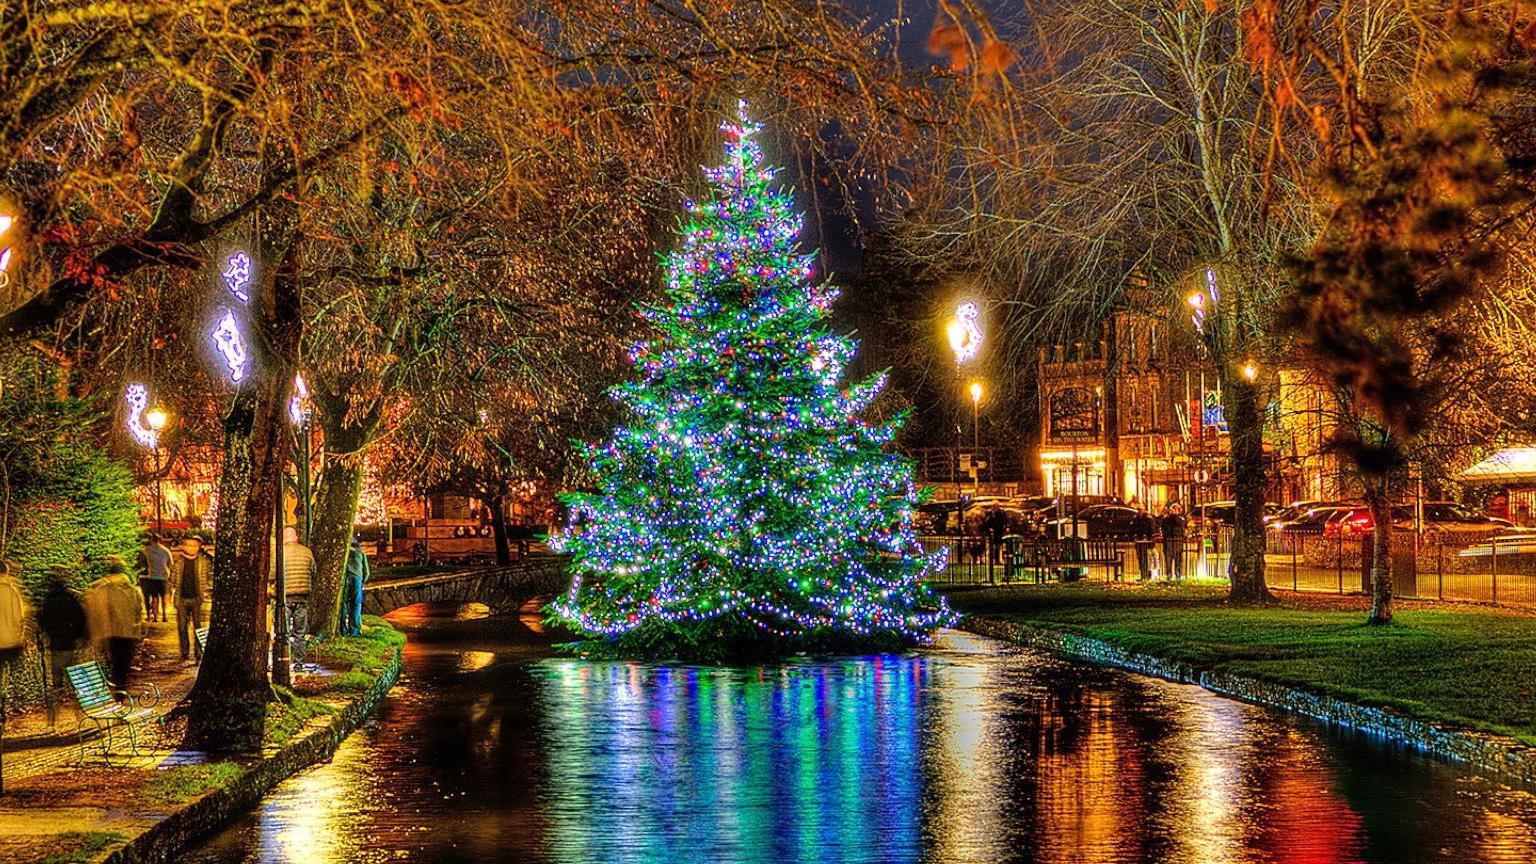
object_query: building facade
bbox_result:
[1037,310,1341,509]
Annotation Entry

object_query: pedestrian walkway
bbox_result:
[2,614,201,783]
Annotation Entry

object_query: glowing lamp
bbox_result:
[969,381,983,404]
[145,405,170,431]
[1241,362,1258,382]
[288,373,310,424]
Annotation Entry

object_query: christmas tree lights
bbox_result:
[549,101,954,658]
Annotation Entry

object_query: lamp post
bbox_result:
[969,380,983,497]
[946,301,982,571]
[145,404,171,533]
[272,372,310,689]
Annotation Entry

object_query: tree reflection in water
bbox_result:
[186,612,1536,864]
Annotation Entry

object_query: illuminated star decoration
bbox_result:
[1191,268,1218,335]
[124,383,159,449]
[222,251,252,302]
[0,213,15,291]
[951,300,982,362]
[549,100,955,650]
[289,373,310,424]
[209,251,252,383]
[212,311,249,382]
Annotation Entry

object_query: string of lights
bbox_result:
[549,101,956,650]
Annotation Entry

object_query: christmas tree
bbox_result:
[549,101,954,659]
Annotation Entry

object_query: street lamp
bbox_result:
[946,300,982,555]
[145,403,171,534]
[273,371,310,690]
[1241,361,1259,382]
[125,384,171,533]
[968,380,983,495]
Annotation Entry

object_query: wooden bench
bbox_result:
[67,661,160,766]
[196,626,209,658]
[1011,538,1125,582]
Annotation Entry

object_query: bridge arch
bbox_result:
[362,558,571,617]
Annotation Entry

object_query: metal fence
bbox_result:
[921,529,1536,606]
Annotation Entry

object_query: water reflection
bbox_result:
[186,611,1536,864]
[537,656,927,863]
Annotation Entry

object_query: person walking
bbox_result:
[36,564,88,727]
[281,526,316,644]
[340,536,371,637]
[0,560,28,707]
[83,558,145,699]
[1131,509,1157,580]
[172,536,212,662]
[1160,502,1188,581]
[137,533,172,622]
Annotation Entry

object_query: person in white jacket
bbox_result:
[0,560,29,700]
[83,558,145,699]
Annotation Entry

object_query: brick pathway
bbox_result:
[2,613,204,783]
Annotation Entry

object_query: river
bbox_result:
[185,603,1536,863]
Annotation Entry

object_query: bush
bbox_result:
[0,355,143,714]
[5,445,142,597]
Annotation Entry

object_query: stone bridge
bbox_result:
[362,557,572,616]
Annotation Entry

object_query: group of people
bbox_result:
[0,553,156,723]
[138,534,212,662]
[965,499,1192,580]
[0,527,372,726]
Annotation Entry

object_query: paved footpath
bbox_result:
[0,614,214,864]
[2,613,203,783]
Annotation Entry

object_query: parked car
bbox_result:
[1266,501,1347,527]
[1393,502,1515,534]
[1044,504,1155,540]
[1457,533,1536,559]
[1194,500,1284,527]
[1027,495,1124,523]
[1275,505,1358,535]
[1322,506,1376,538]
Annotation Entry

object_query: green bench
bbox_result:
[66,661,160,766]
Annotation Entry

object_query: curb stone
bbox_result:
[962,614,1536,787]
[92,646,403,864]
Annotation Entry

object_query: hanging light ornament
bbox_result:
[209,250,252,383]
[123,383,159,448]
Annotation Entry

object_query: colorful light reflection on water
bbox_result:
[186,610,1536,864]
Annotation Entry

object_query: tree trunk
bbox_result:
[307,449,365,637]
[1364,477,1395,625]
[184,220,301,751]
[1223,373,1272,604]
[486,493,511,565]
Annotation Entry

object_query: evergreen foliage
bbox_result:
[549,102,955,660]
[0,355,142,595]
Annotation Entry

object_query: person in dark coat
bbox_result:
[980,507,1009,565]
[1160,502,1188,581]
[1131,511,1157,579]
[37,564,89,726]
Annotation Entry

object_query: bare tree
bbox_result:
[1259,1,1536,623]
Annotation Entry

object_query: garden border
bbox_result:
[962,614,1536,787]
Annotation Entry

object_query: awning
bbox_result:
[1460,447,1536,485]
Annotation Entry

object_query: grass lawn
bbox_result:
[945,582,1536,745]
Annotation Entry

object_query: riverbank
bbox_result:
[0,617,404,864]
[947,582,1536,783]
